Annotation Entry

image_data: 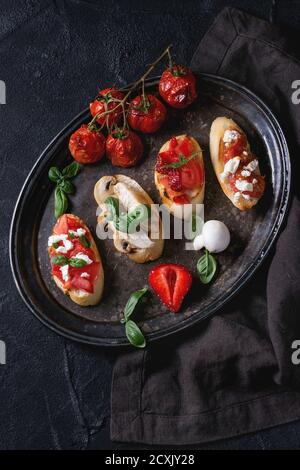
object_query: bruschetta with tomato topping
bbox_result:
[48,214,104,306]
[210,117,265,210]
[154,135,205,219]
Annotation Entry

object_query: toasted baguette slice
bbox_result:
[154,134,205,219]
[49,214,104,306]
[210,117,263,211]
[94,174,164,264]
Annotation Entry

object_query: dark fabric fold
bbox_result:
[111,7,300,444]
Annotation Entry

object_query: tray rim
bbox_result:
[9,73,292,347]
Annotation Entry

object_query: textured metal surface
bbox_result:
[9,74,291,346]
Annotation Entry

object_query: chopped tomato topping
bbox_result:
[173,194,190,204]
[156,136,203,202]
[223,132,248,163]
[228,169,265,198]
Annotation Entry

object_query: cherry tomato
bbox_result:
[159,65,197,109]
[69,125,106,164]
[128,94,167,133]
[90,88,124,127]
[106,130,143,167]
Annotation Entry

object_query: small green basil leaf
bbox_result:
[105,196,119,222]
[48,167,62,183]
[51,255,69,266]
[79,234,91,248]
[68,232,75,239]
[126,204,150,234]
[69,258,88,268]
[162,150,203,169]
[125,320,146,348]
[54,187,68,219]
[62,161,80,179]
[197,249,217,284]
[59,179,75,194]
[124,288,148,322]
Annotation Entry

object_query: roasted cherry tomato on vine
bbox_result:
[128,94,167,133]
[90,88,124,128]
[159,65,197,109]
[69,125,106,164]
[106,129,143,167]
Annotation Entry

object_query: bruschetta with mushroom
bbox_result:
[154,134,204,219]
[48,214,104,306]
[94,174,164,263]
[209,117,265,210]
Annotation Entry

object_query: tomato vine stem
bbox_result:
[88,44,173,132]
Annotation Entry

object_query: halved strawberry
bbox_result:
[148,263,193,313]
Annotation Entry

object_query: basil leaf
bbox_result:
[79,234,91,248]
[59,179,75,194]
[69,258,87,268]
[125,320,146,348]
[197,249,217,284]
[48,167,62,183]
[51,255,69,266]
[124,288,148,322]
[105,196,119,222]
[52,242,59,249]
[62,161,80,179]
[163,150,203,169]
[116,204,150,233]
[125,204,150,234]
[68,232,75,239]
[54,187,68,219]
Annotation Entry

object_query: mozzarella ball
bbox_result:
[193,220,230,253]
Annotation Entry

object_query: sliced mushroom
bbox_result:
[94,174,164,263]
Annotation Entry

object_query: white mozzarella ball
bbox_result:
[193,220,230,253]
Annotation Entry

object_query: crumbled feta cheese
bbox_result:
[243,151,248,156]
[244,159,258,172]
[253,178,257,184]
[74,252,93,265]
[220,157,240,180]
[241,170,251,177]
[48,234,67,246]
[80,272,90,278]
[235,180,253,192]
[233,192,241,201]
[223,129,240,143]
[56,238,74,253]
[60,265,69,282]
[69,228,86,237]
[48,234,73,253]
[243,194,251,200]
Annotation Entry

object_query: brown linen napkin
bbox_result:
[111,7,300,445]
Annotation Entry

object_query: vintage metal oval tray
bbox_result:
[9,74,291,346]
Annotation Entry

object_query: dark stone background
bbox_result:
[1,0,300,450]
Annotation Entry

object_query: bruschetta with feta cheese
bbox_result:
[48,214,104,306]
[209,117,265,210]
[94,174,164,264]
[154,134,205,219]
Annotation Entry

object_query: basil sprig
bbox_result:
[197,249,217,284]
[48,161,80,219]
[79,234,91,248]
[105,197,150,234]
[162,150,203,169]
[51,255,88,268]
[121,288,148,348]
